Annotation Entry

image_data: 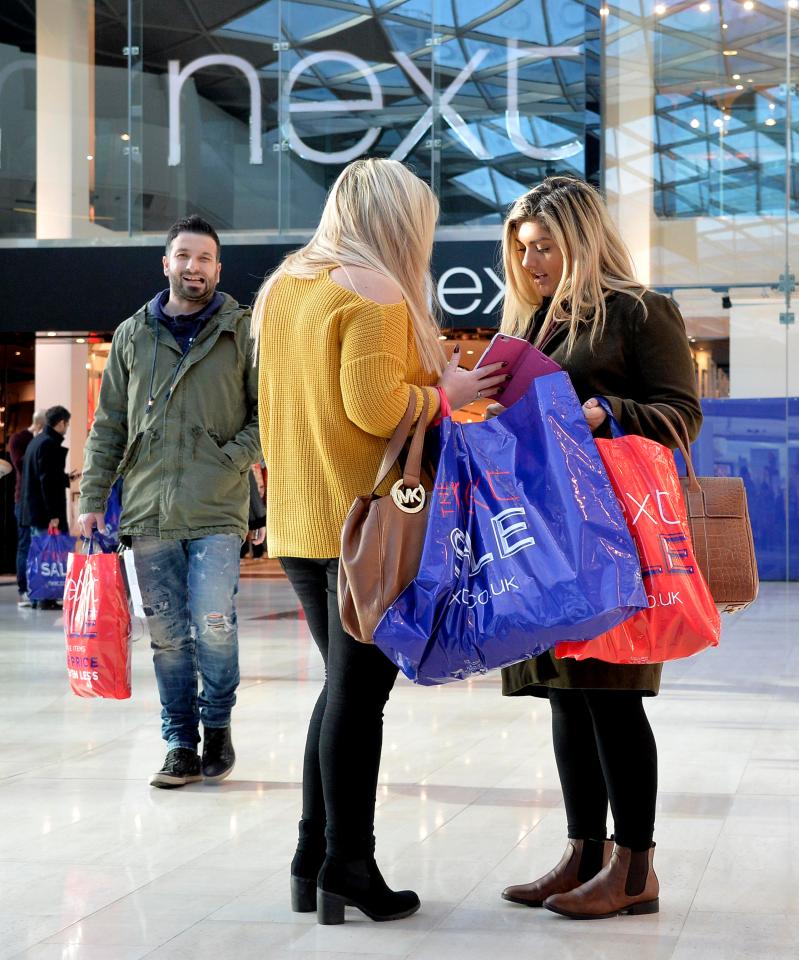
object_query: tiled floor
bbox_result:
[0,578,796,959]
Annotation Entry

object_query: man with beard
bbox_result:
[77,216,262,788]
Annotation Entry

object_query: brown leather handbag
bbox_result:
[339,391,431,643]
[649,406,758,614]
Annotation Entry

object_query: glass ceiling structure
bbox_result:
[0,1,796,233]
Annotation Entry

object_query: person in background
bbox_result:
[253,157,504,925]
[77,215,261,789]
[21,406,74,538]
[495,177,702,919]
[242,462,266,560]
[9,409,46,606]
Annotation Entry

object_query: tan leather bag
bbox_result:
[339,391,431,643]
[649,406,758,614]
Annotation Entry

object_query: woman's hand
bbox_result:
[582,397,607,432]
[485,402,506,420]
[438,347,508,411]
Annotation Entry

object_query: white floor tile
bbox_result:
[0,580,797,960]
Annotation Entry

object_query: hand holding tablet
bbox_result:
[475,333,561,408]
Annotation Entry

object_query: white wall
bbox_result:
[728,299,799,398]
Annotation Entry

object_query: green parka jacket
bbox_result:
[79,294,259,540]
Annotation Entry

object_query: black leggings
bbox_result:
[549,688,657,851]
[280,557,399,861]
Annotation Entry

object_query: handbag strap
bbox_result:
[646,405,701,494]
[371,390,429,494]
[402,389,429,489]
[647,404,716,588]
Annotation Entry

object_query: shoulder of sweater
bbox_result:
[331,266,404,305]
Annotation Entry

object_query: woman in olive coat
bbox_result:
[494,177,702,919]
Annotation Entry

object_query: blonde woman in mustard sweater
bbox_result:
[251,158,504,925]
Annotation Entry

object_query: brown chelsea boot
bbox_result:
[501,838,613,908]
[544,842,659,919]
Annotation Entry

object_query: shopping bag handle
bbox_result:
[595,398,624,439]
[371,389,430,494]
[77,531,100,555]
[596,397,700,494]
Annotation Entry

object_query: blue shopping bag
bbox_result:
[373,372,647,685]
[27,529,77,601]
[102,478,123,545]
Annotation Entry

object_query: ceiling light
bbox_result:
[770,102,776,109]
[86,154,94,160]
[120,133,130,141]
[765,117,777,125]
[722,22,729,28]
[714,118,724,128]
[732,73,741,79]
[599,6,609,15]
[76,337,86,343]
[15,351,21,357]
[690,117,701,128]
[655,3,667,12]
[743,1,754,9]
[724,113,732,120]
[723,50,738,56]
[47,331,56,337]
[699,1,711,10]
[735,84,744,90]
[84,363,91,370]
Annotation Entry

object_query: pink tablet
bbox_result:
[475,333,561,407]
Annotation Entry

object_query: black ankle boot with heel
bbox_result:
[290,820,326,913]
[316,857,420,924]
[291,849,325,912]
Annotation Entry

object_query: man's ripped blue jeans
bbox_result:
[133,535,241,749]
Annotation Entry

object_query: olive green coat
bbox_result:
[79,294,259,540]
[501,290,703,699]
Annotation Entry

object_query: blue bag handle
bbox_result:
[79,530,100,555]
[594,397,624,438]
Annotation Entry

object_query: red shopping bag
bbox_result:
[556,407,720,665]
[63,542,132,699]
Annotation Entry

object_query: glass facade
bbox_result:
[0,0,798,580]
[0,0,600,236]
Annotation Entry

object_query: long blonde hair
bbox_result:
[251,158,444,373]
[500,176,645,354]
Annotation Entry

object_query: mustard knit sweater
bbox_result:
[258,270,440,558]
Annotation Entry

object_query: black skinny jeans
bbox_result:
[280,557,399,861]
[549,688,658,851]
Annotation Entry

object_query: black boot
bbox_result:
[316,857,420,924]
[290,819,326,913]
[201,726,235,782]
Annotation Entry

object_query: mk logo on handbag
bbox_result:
[391,480,426,514]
